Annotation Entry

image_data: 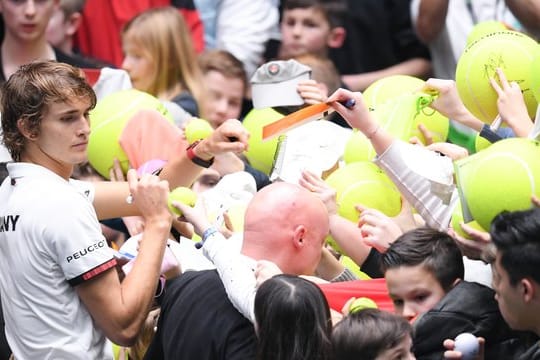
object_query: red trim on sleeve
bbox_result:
[68,258,117,286]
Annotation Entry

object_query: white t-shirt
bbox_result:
[0,163,115,359]
[410,0,523,79]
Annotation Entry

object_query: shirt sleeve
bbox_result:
[202,231,256,323]
[374,140,459,231]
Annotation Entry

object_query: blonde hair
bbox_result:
[122,7,205,116]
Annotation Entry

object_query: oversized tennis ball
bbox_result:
[530,52,540,103]
[184,118,213,144]
[451,202,486,239]
[349,297,378,313]
[324,162,402,252]
[167,187,197,216]
[88,89,173,179]
[466,21,508,45]
[455,138,540,230]
[242,107,282,175]
[362,75,449,144]
[474,133,493,152]
[343,129,374,163]
[455,31,540,124]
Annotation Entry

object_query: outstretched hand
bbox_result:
[195,119,250,159]
[490,67,532,137]
[299,170,337,215]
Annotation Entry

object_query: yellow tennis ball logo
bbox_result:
[167,187,197,216]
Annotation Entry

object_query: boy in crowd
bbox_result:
[381,227,527,359]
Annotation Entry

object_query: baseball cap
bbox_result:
[251,60,311,109]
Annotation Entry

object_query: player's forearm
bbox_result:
[328,214,372,266]
[113,219,170,342]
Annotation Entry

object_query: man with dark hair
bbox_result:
[489,208,540,359]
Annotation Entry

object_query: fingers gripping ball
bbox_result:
[242,107,282,175]
[455,138,540,230]
[167,187,197,216]
[88,89,173,179]
[455,31,540,124]
[184,118,214,144]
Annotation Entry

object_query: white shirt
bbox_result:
[410,0,522,79]
[0,163,115,359]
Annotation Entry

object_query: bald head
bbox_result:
[242,182,329,275]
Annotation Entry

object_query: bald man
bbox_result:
[144,182,330,360]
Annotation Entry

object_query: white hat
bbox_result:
[251,60,311,109]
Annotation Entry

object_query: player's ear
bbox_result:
[17,117,38,141]
[328,27,346,49]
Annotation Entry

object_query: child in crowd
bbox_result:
[332,308,415,360]
[274,0,347,61]
[45,0,85,56]
[121,6,205,116]
[380,227,527,359]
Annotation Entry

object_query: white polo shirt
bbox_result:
[0,163,115,359]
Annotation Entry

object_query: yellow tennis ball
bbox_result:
[324,162,401,252]
[88,89,173,179]
[451,202,486,239]
[242,107,282,175]
[362,75,449,144]
[349,297,378,313]
[474,133,493,152]
[167,187,197,216]
[466,21,508,46]
[455,138,540,230]
[339,255,371,280]
[343,129,374,163]
[456,31,540,124]
[185,118,214,144]
[530,52,540,103]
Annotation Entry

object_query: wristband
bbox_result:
[195,227,219,249]
[186,140,214,168]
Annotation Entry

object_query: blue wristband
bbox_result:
[195,227,219,249]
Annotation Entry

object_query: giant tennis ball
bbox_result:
[455,137,540,230]
[242,107,282,175]
[324,162,402,252]
[450,201,486,239]
[456,31,540,124]
[343,129,374,163]
[185,118,213,144]
[362,75,449,144]
[167,187,197,216]
[466,21,508,46]
[88,89,173,179]
[530,52,540,103]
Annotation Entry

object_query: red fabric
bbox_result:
[118,109,187,169]
[75,0,204,68]
[318,278,394,313]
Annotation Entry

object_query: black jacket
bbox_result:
[413,281,531,360]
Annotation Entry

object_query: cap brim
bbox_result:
[251,73,310,109]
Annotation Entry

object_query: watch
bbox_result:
[186,140,214,168]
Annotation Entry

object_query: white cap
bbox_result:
[250,60,311,109]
